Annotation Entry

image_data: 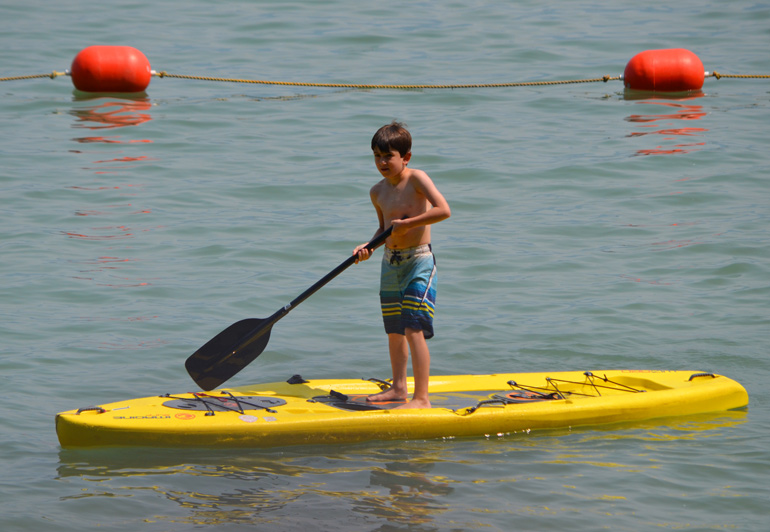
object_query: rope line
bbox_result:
[153,71,621,89]
[0,71,67,82]
[710,72,770,80]
[2,70,769,88]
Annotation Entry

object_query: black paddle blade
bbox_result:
[185,318,273,391]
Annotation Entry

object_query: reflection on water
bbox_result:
[624,92,708,156]
[72,136,152,144]
[68,97,154,173]
[55,411,746,529]
[56,447,455,529]
[63,96,158,290]
[69,97,153,130]
[356,459,453,528]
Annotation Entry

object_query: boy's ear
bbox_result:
[404,151,412,164]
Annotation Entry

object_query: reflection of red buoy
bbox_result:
[624,49,704,92]
[71,46,152,93]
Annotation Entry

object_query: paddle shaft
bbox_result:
[237,226,393,350]
[272,225,393,326]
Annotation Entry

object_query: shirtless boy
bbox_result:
[353,122,451,409]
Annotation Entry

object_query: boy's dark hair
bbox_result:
[371,121,412,157]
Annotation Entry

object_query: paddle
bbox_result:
[185,226,393,391]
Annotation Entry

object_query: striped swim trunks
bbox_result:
[380,244,437,339]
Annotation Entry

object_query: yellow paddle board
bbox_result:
[56,370,748,448]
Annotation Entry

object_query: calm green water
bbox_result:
[2,1,768,530]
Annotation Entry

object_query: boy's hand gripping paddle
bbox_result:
[185,227,392,391]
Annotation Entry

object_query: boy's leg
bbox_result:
[398,327,431,409]
[367,333,409,402]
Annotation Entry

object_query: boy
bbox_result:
[353,122,451,409]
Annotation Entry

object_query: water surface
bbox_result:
[1,1,768,530]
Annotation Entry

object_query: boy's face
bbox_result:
[373,147,411,179]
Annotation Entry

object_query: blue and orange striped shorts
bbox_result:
[379,244,437,339]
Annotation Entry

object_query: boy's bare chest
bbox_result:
[377,180,425,213]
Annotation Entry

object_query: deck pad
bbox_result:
[312,389,557,411]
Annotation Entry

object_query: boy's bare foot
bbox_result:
[366,388,407,402]
[395,398,431,409]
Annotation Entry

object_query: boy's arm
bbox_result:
[353,189,386,263]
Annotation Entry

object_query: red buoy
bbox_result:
[70,46,152,93]
[624,49,704,92]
